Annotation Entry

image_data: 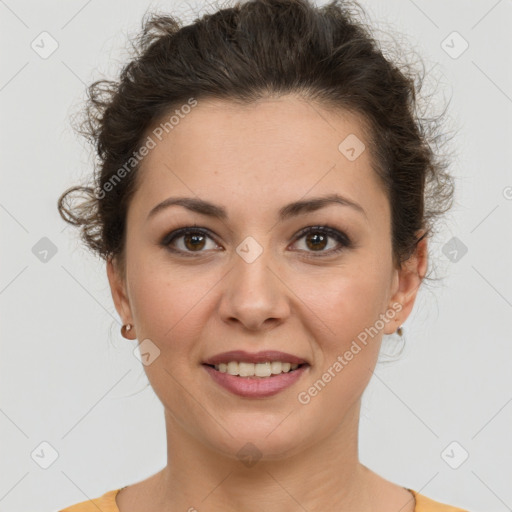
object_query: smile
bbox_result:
[202,362,310,398]
[209,361,303,377]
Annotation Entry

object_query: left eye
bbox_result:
[291,226,351,255]
[162,225,351,256]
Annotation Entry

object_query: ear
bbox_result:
[383,232,428,335]
[106,256,134,326]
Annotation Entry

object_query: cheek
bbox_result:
[126,266,212,402]
[294,260,389,338]
[127,260,218,352]
[292,259,390,399]
[293,271,387,417]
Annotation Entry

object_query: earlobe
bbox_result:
[384,234,428,335]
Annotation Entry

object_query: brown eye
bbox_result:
[161,225,351,258]
[304,232,328,251]
[292,226,351,256]
[162,227,220,255]
[183,232,207,251]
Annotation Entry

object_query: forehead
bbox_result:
[129,95,387,224]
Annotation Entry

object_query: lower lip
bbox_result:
[202,364,309,398]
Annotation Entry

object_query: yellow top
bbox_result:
[59,487,469,511]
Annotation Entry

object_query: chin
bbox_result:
[201,421,310,463]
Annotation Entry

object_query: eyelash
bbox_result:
[160,224,352,258]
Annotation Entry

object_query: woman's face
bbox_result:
[108,95,425,460]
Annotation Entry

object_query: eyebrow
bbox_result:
[146,193,367,222]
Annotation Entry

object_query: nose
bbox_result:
[218,244,291,332]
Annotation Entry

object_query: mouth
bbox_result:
[201,350,310,397]
[201,361,310,398]
[202,361,310,378]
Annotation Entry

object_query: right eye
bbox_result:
[161,226,222,256]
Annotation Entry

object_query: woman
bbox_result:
[57,0,467,510]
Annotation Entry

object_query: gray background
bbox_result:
[1,1,511,511]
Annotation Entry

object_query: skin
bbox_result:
[107,95,427,512]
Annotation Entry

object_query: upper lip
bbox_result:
[202,350,308,365]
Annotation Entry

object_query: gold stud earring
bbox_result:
[396,325,403,336]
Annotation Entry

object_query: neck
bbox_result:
[153,399,375,512]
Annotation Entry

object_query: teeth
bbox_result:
[213,361,301,377]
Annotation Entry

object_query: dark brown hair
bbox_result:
[58,0,454,278]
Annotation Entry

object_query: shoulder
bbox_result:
[58,486,470,512]
[58,488,123,512]
[409,489,469,512]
